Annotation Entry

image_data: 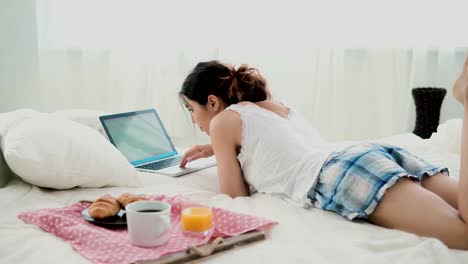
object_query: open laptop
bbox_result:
[99,109,216,177]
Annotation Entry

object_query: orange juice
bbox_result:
[181,207,213,233]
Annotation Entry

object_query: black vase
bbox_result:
[412,87,446,139]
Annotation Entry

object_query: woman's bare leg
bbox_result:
[457,55,468,222]
[367,178,468,249]
[452,55,468,104]
[415,54,466,211]
[367,55,468,249]
[421,173,458,209]
[449,54,468,221]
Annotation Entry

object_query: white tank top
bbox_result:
[226,103,334,207]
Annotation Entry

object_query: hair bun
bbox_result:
[232,64,255,81]
[227,64,268,103]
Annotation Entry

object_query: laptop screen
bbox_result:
[100,109,177,166]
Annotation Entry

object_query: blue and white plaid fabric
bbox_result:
[308,142,448,220]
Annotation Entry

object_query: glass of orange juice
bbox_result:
[181,207,213,237]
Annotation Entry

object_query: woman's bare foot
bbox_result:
[453,55,468,105]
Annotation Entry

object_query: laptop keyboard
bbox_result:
[136,156,183,171]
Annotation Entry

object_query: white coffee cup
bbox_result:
[125,200,172,247]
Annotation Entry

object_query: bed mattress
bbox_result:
[1,133,467,264]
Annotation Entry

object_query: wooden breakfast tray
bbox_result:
[135,231,266,264]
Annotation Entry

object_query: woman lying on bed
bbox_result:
[179,57,468,250]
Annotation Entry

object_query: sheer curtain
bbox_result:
[32,0,467,145]
[408,48,467,131]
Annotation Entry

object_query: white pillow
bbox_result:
[0,136,11,188]
[0,109,41,188]
[0,108,40,136]
[427,118,463,154]
[1,114,140,189]
[51,109,110,139]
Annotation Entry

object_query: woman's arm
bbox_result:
[209,110,249,197]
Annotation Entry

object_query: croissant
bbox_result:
[88,195,121,219]
[117,193,148,208]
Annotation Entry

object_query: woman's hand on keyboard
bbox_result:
[180,144,214,168]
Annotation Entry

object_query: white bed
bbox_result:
[1,116,468,263]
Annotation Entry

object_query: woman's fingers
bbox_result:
[180,146,201,168]
[179,145,212,168]
[180,145,206,167]
[180,155,193,168]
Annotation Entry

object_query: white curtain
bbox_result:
[26,0,468,145]
[408,48,467,131]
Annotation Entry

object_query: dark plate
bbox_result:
[81,208,127,228]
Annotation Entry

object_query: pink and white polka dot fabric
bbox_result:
[18,195,277,264]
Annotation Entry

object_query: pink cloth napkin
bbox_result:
[18,195,277,264]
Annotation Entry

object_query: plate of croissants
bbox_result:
[81,193,148,227]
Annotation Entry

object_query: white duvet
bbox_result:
[1,133,468,264]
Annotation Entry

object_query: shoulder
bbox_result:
[256,100,290,118]
[256,99,289,110]
[209,108,242,145]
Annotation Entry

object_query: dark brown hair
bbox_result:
[180,60,270,106]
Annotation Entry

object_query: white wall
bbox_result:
[0,0,40,112]
[0,1,466,145]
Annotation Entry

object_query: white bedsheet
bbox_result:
[1,133,468,264]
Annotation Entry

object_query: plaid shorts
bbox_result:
[308,142,448,220]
